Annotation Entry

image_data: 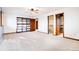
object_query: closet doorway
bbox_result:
[56,13,64,36]
[48,15,54,35]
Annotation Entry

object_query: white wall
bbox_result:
[38,14,49,33]
[64,8,79,39]
[2,7,36,33]
[37,9,64,34]
[0,27,3,42]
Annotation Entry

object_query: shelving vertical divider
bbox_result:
[21,18,23,32]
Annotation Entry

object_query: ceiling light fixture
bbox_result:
[27,7,39,14]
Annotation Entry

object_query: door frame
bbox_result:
[48,15,54,34]
[0,9,2,26]
[55,13,64,37]
[36,21,38,29]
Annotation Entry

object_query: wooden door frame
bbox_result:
[36,21,38,29]
[55,13,64,37]
[48,15,54,34]
[0,8,2,26]
[48,16,49,34]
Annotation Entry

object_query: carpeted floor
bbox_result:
[0,31,79,51]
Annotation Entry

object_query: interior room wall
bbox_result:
[37,7,79,39]
[2,7,36,33]
[37,14,48,33]
[64,7,79,39]
[37,9,64,34]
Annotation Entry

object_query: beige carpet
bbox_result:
[0,31,79,51]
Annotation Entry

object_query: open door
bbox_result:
[48,15,54,35]
[30,19,35,31]
[56,13,64,35]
